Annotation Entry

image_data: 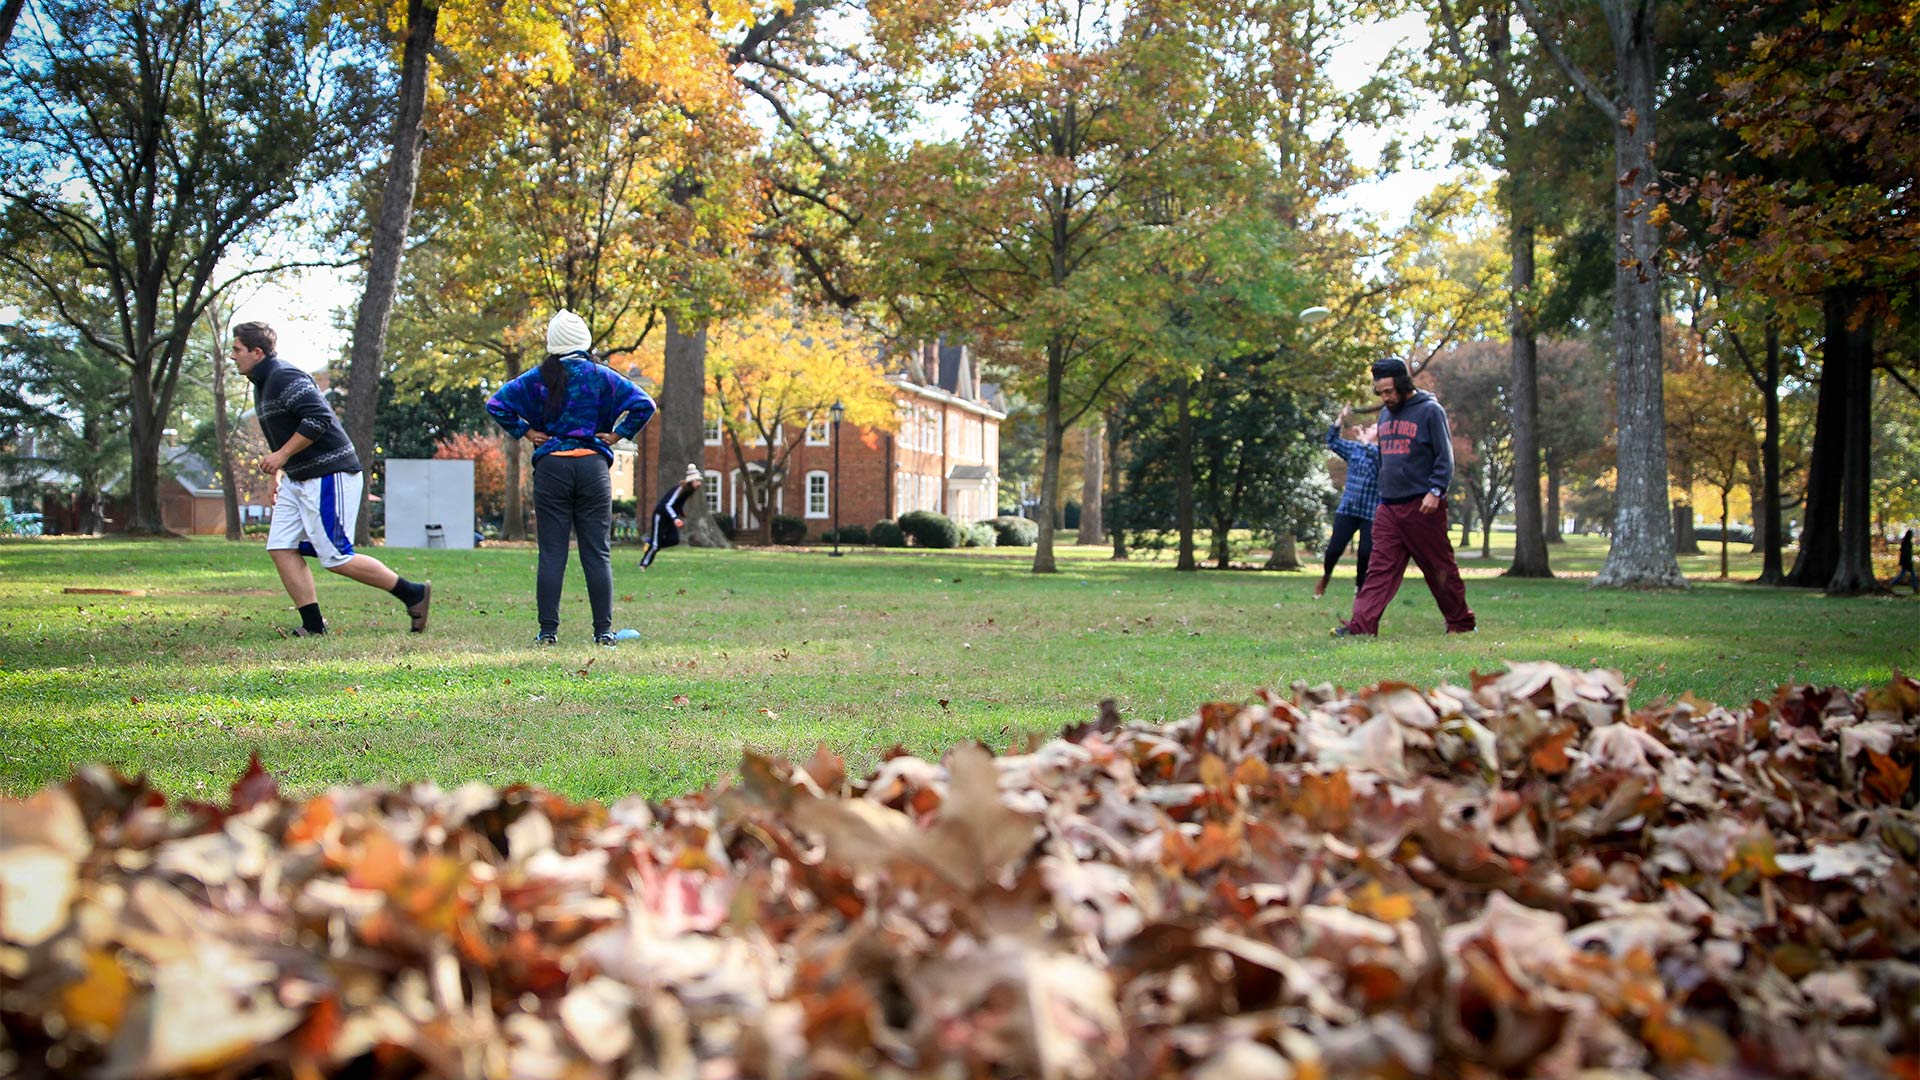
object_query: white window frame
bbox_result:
[806,418,831,446]
[703,416,722,445]
[703,470,722,514]
[805,470,830,518]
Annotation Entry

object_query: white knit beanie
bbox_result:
[546,310,592,355]
[684,463,701,485]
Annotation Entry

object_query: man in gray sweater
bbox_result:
[1335,357,1475,637]
[235,321,431,637]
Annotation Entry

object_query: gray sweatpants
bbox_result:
[532,453,614,636]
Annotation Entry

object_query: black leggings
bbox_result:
[532,454,614,636]
[1322,512,1373,593]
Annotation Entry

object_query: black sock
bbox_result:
[388,577,424,606]
[298,603,326,633]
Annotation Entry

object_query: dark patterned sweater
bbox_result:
[247,355,362,479]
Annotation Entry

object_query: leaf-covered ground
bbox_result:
[3,663,1916,1078]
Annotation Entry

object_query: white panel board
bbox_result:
[383,458,475,549]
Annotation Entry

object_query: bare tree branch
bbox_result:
[1512,0,1620,121]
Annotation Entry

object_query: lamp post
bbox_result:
[829,399,845,557]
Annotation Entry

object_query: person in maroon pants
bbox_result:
[1334,357,1476,637]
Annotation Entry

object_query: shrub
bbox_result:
[771,515,809,545]
[963,523,998,548]
[898,509,962,549]
[870,519,906,547]
[1063,500,1080,530]
[981,516,1038,547]
[433,433,507,520]
[822,524,869,545]
[713,512,738,540]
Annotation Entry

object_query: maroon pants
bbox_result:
[1345,499,1476,634]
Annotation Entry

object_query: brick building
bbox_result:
[608,341,1005,539]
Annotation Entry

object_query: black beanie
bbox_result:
[1370,357,1411,381]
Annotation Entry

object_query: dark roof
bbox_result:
[161,446,219,494]
[936,342,975,401]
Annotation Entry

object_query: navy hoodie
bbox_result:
[1375,390,1454,504]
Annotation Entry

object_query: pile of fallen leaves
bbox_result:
[3,664,1917,1079]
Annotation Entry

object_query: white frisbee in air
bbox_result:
[1298,306,1332,325]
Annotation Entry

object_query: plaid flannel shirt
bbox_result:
[1326,424,1381,520]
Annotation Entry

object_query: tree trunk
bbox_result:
[759,448,778,546]
[1787,288,1860,588]
[500,349,528,540]
[1754,320,1785,582]
[125,375,166,534]
[1264,532,1300,570]
[78,489,103,535]
[1545,453,1564,541]
[1458,499,1473,550]
[1033,338,1066,573]
[501,430,526,540]
[1728,499,1743,580]
[210,347,243,540]
[78,416,107,535]
[657,311,728,548]
[1481,511,1493,559]
[0,0,25,50]
[1077,419,1104,544]
[1673,503,1699,555]
[1591,0,1686,588]
[1503,196,1550,577]
[1174,375,1196,572]
[1106,406,1128,560]
[1827,297,1877,594]
[1471,0,1548,570]
[340,0,441,546]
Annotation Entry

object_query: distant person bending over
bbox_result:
[1894,528,1917,594]
[487,311,656,646]
[641,465,704,570]
[1334,357,1476,638]
[1316,404,1381,599]
[231,322,431,637]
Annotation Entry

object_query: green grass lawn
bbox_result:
[2,533,1912,801]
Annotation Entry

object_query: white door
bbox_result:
[731,467,782,530]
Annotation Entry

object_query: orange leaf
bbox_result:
[347,831,406,892]
[283,795,338,848]
[1231,756,1270,788]
[61,950,131,1037]
[1865,750,1912,806]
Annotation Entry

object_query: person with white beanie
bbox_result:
[641,462,705,569]
[486,311,656,645]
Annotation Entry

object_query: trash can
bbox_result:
[425,523,446,549]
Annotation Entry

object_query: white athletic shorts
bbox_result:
[267,471,362,568]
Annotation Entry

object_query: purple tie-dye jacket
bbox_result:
[486,354,656,463]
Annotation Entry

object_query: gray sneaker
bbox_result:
[534,632,558,646]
